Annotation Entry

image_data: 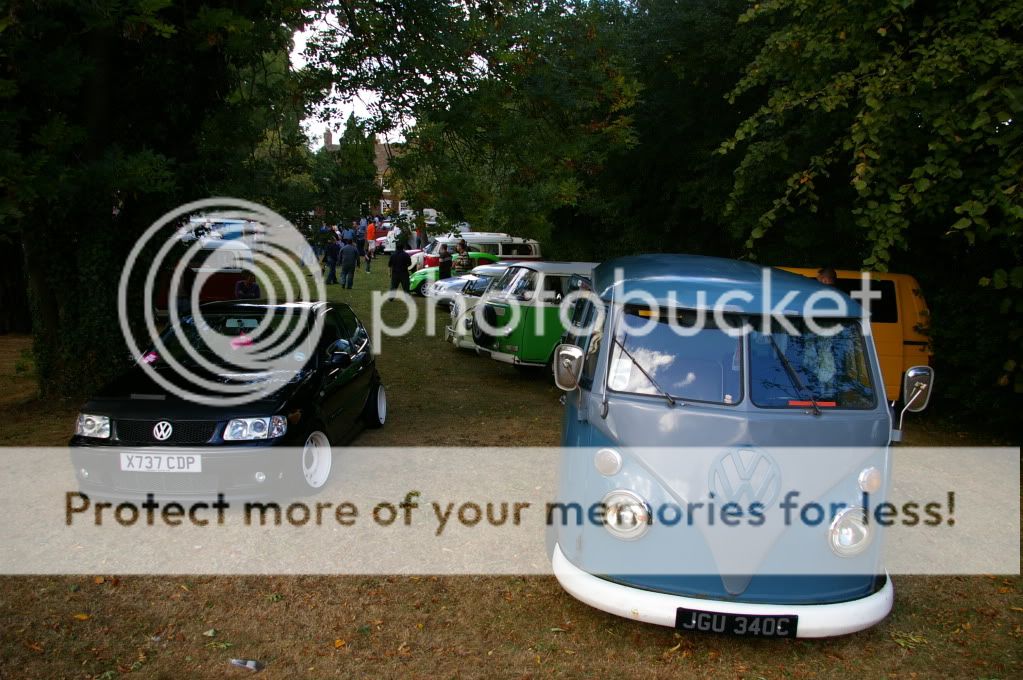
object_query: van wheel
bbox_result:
[299,429,333,492]
[362,381,387,428]
[472,306,495,348]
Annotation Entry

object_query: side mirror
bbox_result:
[894,365,934,439]
[902,365,934,413]
[553,344,585,392]
[329,351,352,368]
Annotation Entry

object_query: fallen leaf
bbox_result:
[24,641,43,653]
[202,628,217,637]
[93,576,104,585]
[334,639,346,649]
[73,613,91,621]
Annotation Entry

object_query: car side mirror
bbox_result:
[553,344,585,392]
[329,351,352,368]
[902,365,934,413]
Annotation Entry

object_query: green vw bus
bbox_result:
[472,262,597,368]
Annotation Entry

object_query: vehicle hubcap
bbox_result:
[302,431,331,488]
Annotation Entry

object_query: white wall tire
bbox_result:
[301,430,333,490]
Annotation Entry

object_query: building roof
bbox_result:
[592,254,862,317]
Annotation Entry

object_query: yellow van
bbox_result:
[779,268,931,402]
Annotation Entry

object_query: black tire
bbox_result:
[362,381,387,428]
[472,305,496,348]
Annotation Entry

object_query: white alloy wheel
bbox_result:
[301,430,332,489]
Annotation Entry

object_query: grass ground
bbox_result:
[0,262,1019,678]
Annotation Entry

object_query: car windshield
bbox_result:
[749,318,875,409]
[465,274,493,296]
[490,267,523,294]
[149,312,312,370]
[608,307,742,405]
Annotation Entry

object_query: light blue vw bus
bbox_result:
[549,255,933,638]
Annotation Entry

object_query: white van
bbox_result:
[420,232,542,269]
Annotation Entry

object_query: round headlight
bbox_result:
[602,490,650,541]
[829,506,872,557]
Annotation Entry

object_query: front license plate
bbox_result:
[675,608,797,638]
[119,453,202,473]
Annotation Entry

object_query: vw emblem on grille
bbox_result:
[152,421,173,441]
[708,448,781,506]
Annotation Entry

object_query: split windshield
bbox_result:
[608,308,743,405]
[749,318,875,409]
[607,307,875,409]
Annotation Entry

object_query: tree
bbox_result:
[1,1,308,396]
[313,114,380,224]
[721,0,1023,426]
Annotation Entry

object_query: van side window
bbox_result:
[475,243,499,255]
[543,275,567,301]
[834,279,898,323]
[503,243,535,257]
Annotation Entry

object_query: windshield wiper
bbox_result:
[614,333,679,407]
[767,334,821,416]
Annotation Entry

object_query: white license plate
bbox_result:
[119,453,202,473]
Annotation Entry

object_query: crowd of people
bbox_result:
[315,216,380,290]
[312,216,475,295]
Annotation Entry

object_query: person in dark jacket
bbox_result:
[437,244,453,280]
[323,238,340,285]
[234,273,261,299]
[339,239,360,289]
[388,245,412,292]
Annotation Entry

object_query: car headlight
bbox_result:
[224,416,287,441]
[602,490,651,541]
[828,506,872,557]
[76,414,110,439]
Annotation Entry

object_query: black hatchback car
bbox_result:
[69,301,385,497]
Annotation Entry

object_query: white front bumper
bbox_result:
[552,544,893,638]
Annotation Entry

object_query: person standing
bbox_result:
[452,240,472,275]
[356,219,367,257]
[324,237,340,285]
[342,220,356,242]
[365,219,377,272]
[339,239,360,289]
[438,244,453,280]
[388,245,412,292]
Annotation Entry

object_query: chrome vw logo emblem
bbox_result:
[152,421,173,441]
[709,448,781,506]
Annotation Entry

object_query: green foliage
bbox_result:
[724,0,1023,432]
[1,1,308,397]
[313,114,380,225]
